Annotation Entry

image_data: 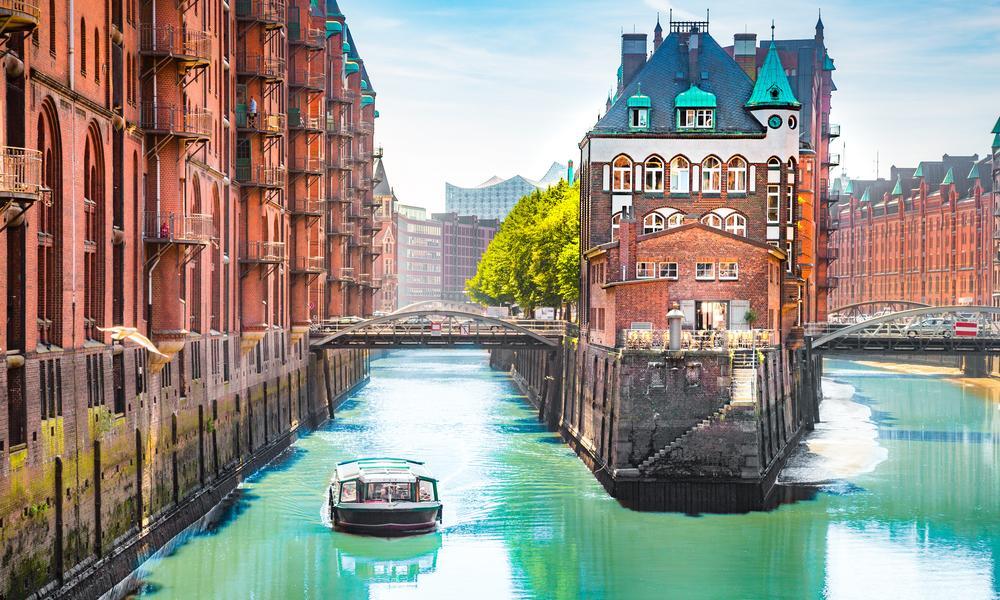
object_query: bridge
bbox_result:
[827,300,931,322]
[310,310,565,350]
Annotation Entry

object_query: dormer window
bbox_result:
[674,84,717,131]
[627,84,651,132]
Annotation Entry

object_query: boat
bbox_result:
[328,458,443,535]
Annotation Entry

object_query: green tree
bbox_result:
[467,180,580,317]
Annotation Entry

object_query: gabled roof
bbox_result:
[593,31,763,135]
[326,0,343,17]
[891,177,903,196]
[941,167,954,185]
[746,41,801,108]
[992,116,1000,134]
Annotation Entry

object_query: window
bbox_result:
[719,262,739,280]
[419,480,435,501]
[643,213,665,234]
[611,213,621,241]
[340,481,357,502]
[645,157,665,192]
[367,482,411,502]
[724,213,747,237]
[786,185,795,224]
[48,0,56,54]
[678,109,714,129]
[670,157,689,194]
[727,157,747,193]
[696,262,715,280]
[612,156,632,192]
[80,19,87,76]
[630,108,649,129]
[667,212,684,228]
[702,213,723,229]
[767,185,780,223]
[786,241,794,273]
[767,157,781,184]
[702,157,722,193]
[659,262,678,279]
[636,262,656,279]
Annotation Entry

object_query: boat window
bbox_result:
[366,482,411,502]
[418,480,434,501]
[340,481,357,503]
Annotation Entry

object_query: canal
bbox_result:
[135,351,999,599]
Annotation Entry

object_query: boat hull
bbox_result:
[332,502,442,536]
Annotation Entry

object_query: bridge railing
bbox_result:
[619,329,776,352]
[311,316,569,339]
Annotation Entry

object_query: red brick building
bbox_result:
[0,1,375,594]
[372,156,397,313]
[827,150,997,309]
[580,14,833,348]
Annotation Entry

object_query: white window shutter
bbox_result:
[730,300,750,331]
[691,165,700,192]
[602,165,610,192]
[749,165,757,193]
[635,165,644,192]
[680,300,696,328]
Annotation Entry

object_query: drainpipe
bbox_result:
[68,0,75,90]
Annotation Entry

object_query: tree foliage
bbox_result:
[467,180,580,312]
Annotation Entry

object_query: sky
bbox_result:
[342,0,1000,211]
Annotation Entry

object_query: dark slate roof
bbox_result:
[345,26,375,92]
[373,159,391,195]
[326,0,343,17]
[848,178,893,203]
[972,157,993,193]
[594,32,763,135]
[888,166,916,196]
[915,155,978,189]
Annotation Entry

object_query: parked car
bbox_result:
[903,318,956,338]
[394,316,433,334]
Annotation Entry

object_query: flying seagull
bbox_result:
[97,326,169,358]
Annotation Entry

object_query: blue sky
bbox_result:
[342,0,1000,211]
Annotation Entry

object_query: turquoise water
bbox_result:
[137,352,1000,599]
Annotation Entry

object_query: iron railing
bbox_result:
[0,146,42,198]
[826,153,841,166]
[142,212,214,243]
[235,0,285,24]
[355,122,373,135]
[139,25,211,62]
[339,267,356,281]
[235,163,286,188]
[292,256,325,273]
[234,107,285,133]
[289,157,324,174]
[288,23,324,48]
[290,69,324,90]
[241,241,286,263]
[141,103,212,137]
[0,0,40,22]
[235,53,286,79]
[618,328,776,351]
[288,111,323,131]
[290,197,325,215]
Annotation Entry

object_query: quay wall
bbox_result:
[492,339,813,513]
[0,335,368,600]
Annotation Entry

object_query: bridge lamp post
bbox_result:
[667,305,685,351]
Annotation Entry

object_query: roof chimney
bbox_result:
[687,28,700,86]
[734,33,757,80]
[620,33,648,92]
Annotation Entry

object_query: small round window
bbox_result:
[788,115,798,130]
[768,115,782,129]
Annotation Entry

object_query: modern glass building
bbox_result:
[445,162,567,220]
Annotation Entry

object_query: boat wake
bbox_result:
[778,378,888,486]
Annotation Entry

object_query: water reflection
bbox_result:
[334,533,441,583]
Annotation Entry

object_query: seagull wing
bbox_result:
[124,331,170,358]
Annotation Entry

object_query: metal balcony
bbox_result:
[326,118,353,137]
[371,277,383,289]
[827,123,841,138]
[355,121,373,136]
[288,23,324,49]
[235,0,285,29]
[820,277,840,290]
[0,146,43,201]
[235,163,286,189]
[139,25,211,68]
[289,157,324,175]
[337,267,355,282]
[0,0,40,33]
[141,104,212,139]
[240,241,286,264]
[328,155,353,172]
[290,69,324,91]
[288,110,323,132]
[329,89,357,104]
[236,53,286,81]
[825,153,841,166]
[824,246,840,261]
[292,256,325,274]
[290,197,325,216]
[235,107,285,135]
[143,212,214,244]
[326,221,352,237]
[326,188,348,203]
[373,147,384,160]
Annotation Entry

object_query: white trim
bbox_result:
[602,165,610,192]
[691,165,700,192]
[635,165,644,192]
[749,165,756,192]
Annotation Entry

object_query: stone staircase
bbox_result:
[730,349,758,404]
[637,403,736,473]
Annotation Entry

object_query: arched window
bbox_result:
[724,213,748,237]
[669,156,689,194]
[643,212,665,234]
[611,212,621,241]
[667,212,684,228]
[80,19,87,76]
[612,156,632,192]
[702,156,722,193]
[37,100,63,347]
[767,157,782,184]
[701,212,723,229]
[83,124,104,341]
[727,156,747,193]
[644,156,665,192]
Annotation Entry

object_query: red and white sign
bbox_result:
[430,322,442,336]
[954,321,979,337]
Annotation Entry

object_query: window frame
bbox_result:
[695,262,715,281]
[727,156,747,193]
[719,261,739,281]
[724,213,747,237]
[642,212,665,234]
[644,157,665,192]
[636,261,656,280]
[701,156,722,193]
[612,156,633,192]
[658,262,678,280]
[767,185,781,224]
[702,213,723,230]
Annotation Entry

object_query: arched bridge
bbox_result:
[310,310,565,350]
[807,306,1000,354]
[827,300,931,322]
[392,300,486,315]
